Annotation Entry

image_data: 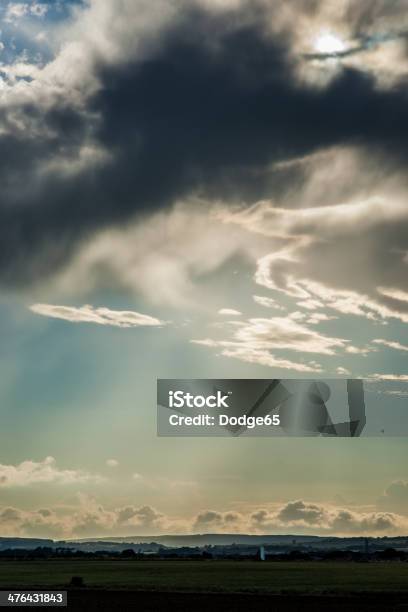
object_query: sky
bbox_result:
[0,0,407,540]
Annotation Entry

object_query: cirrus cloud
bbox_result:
[192,315,350,372]
[29,304,166,328]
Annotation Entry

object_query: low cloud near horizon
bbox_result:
[0,455,407,539]
[1,496,407,540]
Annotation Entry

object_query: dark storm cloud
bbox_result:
[1,4,408,287]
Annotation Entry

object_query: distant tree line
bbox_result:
[0,547,407,562]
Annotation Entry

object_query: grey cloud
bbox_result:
[37,508,52,518]
[330,509,398,533]
[221,155,408,324]
[277,500,325,525]
[378,480,408,515]
[251,499,405,534]
[0,507,22,522]
[1,1,408,291]
[116,505,163,526]
[193,510,242,531]
[0,497,406,538]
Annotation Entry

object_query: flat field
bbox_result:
[1,559,408,594]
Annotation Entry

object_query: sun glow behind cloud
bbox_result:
[314,31,346,55]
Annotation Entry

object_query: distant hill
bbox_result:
[0,537,54,550]
[1,534,408,552]
[72,534,323,547]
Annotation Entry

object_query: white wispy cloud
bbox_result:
[30,2,48,18]
[106,459,119,468]
[192,315,351,373]
[216,154,408,325]
[193,340,321,374]
[49,204,267,309]
[369,374,408,382]
[336,366,351,376]
[345,345,377,355]
[219,347,322,373]
[218,308,242,316]
[377,287,408,303]
[373,339,408,352]
[29,304,166,328]
[197,316,347,354]
[257,274,408,324]
[253,295,285,310]
[306,312,338,325]
[4,2,48,23]
[0,457,103,488]
[4,2,29,22]
[297,299,325,310]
